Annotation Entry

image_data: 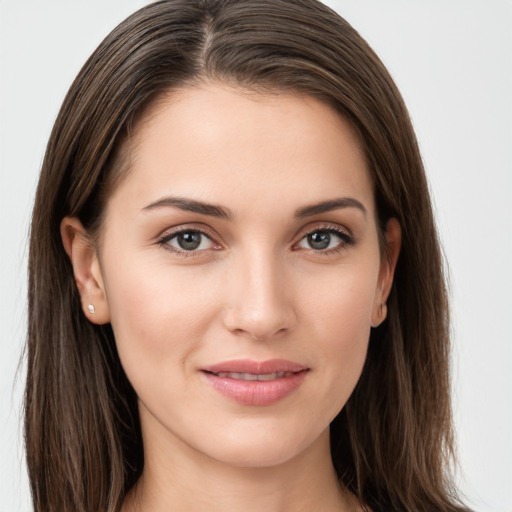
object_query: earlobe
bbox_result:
[371,217,401,327]
[60,217,111,324]
[371,303,388,328]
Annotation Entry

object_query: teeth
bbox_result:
[215,371,291,380]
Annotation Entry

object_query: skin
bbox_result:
[62,83,400,512]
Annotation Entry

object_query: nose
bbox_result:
[222,248,297,341]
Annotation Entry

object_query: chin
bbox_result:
[198,424,329,470]
[211,446,303,469]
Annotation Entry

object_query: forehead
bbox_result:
[107,83,374,219]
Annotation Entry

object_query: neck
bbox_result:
[122,424,357,512]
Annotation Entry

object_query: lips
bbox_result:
[201,359,309,406]
[213,371,294,381]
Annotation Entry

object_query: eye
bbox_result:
[159,229,218,253]
[296,227,354,252]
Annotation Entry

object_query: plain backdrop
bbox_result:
[1,1,511,511]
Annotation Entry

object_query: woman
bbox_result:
[25,1,470,511]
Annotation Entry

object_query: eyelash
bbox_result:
[157,224,355,257]
[293,224,355,255]
[157,226,220,258]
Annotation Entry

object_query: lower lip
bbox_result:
[202,370,308,406]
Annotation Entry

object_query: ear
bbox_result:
[60,217,111,324]
[371,217,401,327]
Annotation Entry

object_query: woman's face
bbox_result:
[67,83,399,470]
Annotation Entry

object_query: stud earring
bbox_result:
[87,304,95,314]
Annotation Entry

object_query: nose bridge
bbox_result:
[223,243,295,340]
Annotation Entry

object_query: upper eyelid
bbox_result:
[157,223,218,242]
[294,222,353,240]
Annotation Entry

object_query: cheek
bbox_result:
[102,253,221,377]
[300,263,379,401]
[303,261,379,338]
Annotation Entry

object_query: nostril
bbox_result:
[232,326,288,342]
[233,328,265,341]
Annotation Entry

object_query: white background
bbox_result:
[1,1,511,511]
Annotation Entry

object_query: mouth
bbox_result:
[200,359,309,406]
[208,371,297,381]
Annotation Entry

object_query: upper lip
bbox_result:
[201,359,309,375]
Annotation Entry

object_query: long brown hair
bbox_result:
[25,1,468,511]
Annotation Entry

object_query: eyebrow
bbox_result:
[142,196,232,219]
[295,197,367,218]
[142,195,367,220]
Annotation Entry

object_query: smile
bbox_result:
[201,359,309,406]
[212,371,295,381]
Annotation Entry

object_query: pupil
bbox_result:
[308,231,331,250]
[178,231,201,250]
